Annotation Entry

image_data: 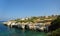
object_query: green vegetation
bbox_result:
[13,15,57,23]
[47,15,60,36]
[48,15,60,31]
[47,28,60,36]
[14,16,40,23]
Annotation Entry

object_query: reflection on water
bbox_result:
[0,22,46,36]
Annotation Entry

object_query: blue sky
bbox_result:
[0,0,60,20]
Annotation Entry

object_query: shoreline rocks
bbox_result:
[3,22,49,32]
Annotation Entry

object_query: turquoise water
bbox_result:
[0,22,46,36]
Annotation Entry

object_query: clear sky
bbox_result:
[0,0,60,20]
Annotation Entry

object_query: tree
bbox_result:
[47,15,60,36]
[47,28,60,36]
[48,15,60,31]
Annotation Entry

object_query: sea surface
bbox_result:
[0,21,46,36]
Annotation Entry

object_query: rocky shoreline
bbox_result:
[3,22,49,32]
[3,15,58,32]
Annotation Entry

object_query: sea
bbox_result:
[0,21,46,36]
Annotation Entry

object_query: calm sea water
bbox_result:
[0,22,46,36]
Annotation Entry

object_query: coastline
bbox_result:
[3,15,58,32]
